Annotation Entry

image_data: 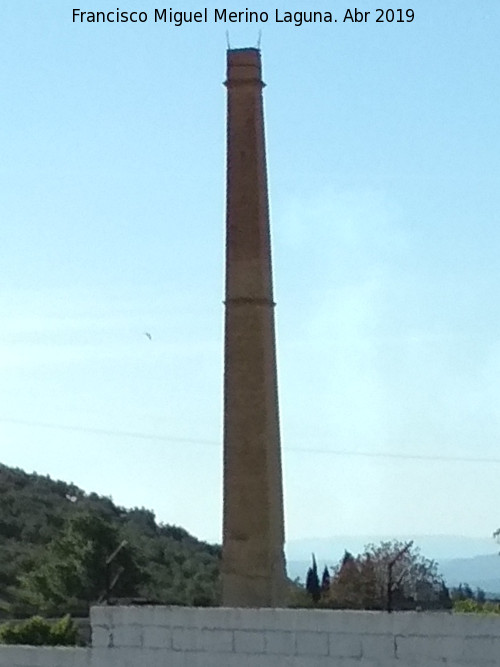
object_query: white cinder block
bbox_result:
[296,631,329,656]
[393,612,456,638]
[8,646,34,664]
[74,648,93,667]
[361,634,396,660]
[104,606,142,627]
[396,635,465,662]
[328,610,393,637]
[462,636,500,662]
[90,606,114,627]
[264,630,295,655]
[186,651,293,667]
[91,647,169,667]
[234,630,265,653]
[92,626,111,648]
[328,633,362,658]
[290,656,339,667]
[452,613,500,638]
[0,646,90,667]
[200,629,234,653]
[291,610,340,633]
[49,647,91,667]
[142,625,172,649]
[89,646,117,667]
[111,624,143,647]
[0,646,32,666]
[172,627,199,651]
[190,607,246,630]
[172,627,233,652]
[217,608,283,632]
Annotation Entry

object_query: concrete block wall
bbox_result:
[0,645,90,666]
[2,606,500,666]
[90,606,500,666]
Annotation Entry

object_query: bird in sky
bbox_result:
[144,332,152,341]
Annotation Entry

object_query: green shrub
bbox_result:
[0,614,79,646]
[454,599,500,615]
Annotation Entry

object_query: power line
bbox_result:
[0,418,218,446]
[1,417,499,464]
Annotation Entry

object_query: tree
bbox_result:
[305,554,321,603]
[462,583,474,600]
[0,615,78,646]
[451,583,477,602]
[321,566,330,594]
[437,581,453,610]
[476,587,486,603]
[326,550,377,609]
[325,541,447,611]
[0,463,222,615]
[20,511,142,614]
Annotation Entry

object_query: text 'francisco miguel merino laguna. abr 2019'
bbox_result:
[72,8,415,26]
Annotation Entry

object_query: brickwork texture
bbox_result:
[2,606,500,666]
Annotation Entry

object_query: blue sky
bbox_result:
[1,1,499,548]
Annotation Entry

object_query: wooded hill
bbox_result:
[0,463,221,617]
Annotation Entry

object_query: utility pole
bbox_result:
[387,541,413,613]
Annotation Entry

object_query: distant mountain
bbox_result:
[286,536,500,595]
[286,535,499,562]
[439,554,500,595]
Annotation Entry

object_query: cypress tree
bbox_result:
[321,565,330,594]
[306,554,321,603]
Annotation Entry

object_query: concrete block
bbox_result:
[91,647,169,667]
[199,628,234,653]
[290,656,342,667]
[453,613,500,638]
[209,608,329,633]
[172,627,199,651]
[393,612,457,638]
[188,652,294,667]
[135,606,172,628]
[172,627,233,652]
[111,624,143,647]
[462,636,500,662]
[218,608,284,632]
[393,611,500,639]
[361,633,396,660]
[288,609,342,633]
[0,646,91,667]
[91,626,112,648]
[201,608,266,631]
[328,633,362,658]
[142,625,172,649]
[89,647,114,667]
[90,605,114,628]
[103,606,143,627]
[396,635,465,662]
[292,609,392,636]
[295,631,329,656]
[0,646,34,666]
[234,630,265,653]
[322,661,382,667]
[47,647,91,667]
[73,649,93,667]
[264,630,295,655]
[328,610,394,636]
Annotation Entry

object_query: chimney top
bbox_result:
[226,48,263,86]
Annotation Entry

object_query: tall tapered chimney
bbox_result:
[222,48,287,607]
